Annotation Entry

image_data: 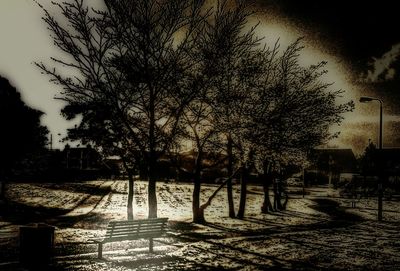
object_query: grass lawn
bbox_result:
[1,180,400,270]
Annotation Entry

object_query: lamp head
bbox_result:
[359,96,374,103]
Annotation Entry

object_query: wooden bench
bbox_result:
[91,218,168,258]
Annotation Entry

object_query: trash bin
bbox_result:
[20,223,55,266]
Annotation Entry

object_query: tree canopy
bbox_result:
[0,75,49,178]
[37,0,353,221]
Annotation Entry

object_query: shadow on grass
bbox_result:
[47,198,396,270]
[178,199,365,242]
[168,220,201,232]
[112,255,222,271]
[50,212,111,229]
[0,182,113,227]
[29,181,112,197]
[0,200,69,224]
[310,198,363,224]
[51,253,224,271]
[0,200,112,230]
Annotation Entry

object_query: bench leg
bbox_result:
[98,243,103,259]
[149,238,154,253]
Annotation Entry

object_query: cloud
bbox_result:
[363,43,400,82]
[335,116,400,155]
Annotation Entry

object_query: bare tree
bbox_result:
[179,88,219,223]
[37,0,207,218]
[197,0,262,218]
[36,0,354,222]
[251,39,354,212]
[231,48,270,219]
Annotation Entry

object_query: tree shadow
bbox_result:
[44,198,398,270]
[112,255,222,271]
[170,198,365,245]
[30,181,112,196]
[206,198,363,239]
[1,181,113,227]
[0,200,69,224]
[168,220,201,232]
[1,189,373,270]
[283,209,330,221]
[48,212,111,229]
[359,206,400,214]
[310,198,363,224]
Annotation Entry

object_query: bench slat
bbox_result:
[108,218,167,225]
[104,229,164,237]
[104,230,164,239]
[104,234,163,243]
[106,223,165,231]
[94,218,168,259]
[105,228,164,236]
[101,218,168,242]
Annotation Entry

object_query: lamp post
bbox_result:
[359,96,383,221]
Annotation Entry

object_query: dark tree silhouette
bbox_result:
[359,141,378,177]
[251,39,355,212]
[193,2,344,219]
[0,76,48,199]
[35,0,354,223]
[174,0,267,222]
[36,0,207,218]
[62,103,140,220]
[197,0,262,219]
[177,79,222,223]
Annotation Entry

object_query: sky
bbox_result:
[0,0,399,154]
[254,0,400,153]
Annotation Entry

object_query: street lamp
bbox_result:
[359,96,383,221]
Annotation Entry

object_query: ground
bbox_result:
[0,180,400,270]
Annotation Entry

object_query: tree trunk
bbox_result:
[226,134,235,218]
[148,155,158,218]
[273,177,284,211]
[0,180,4,201]
[199,167,241,216]
[261,179,274,213]
[147,135,157,218]
[148,84,158,219]
[237,165,247,219]
[121,158,134,220]
[192,152,205,223]
[127,172,134,220]
[192,174,204,223]
[273,177,279,210]
[261,162,274,213]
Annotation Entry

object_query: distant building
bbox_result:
[380,148,400,191]
[305,148,358,186]
[63,145,102,170]
[61,145,118,180]
[361,148,400,190]
[380,148,400,176]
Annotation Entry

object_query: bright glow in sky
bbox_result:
[250,15,373,153]
[0,0,391,154]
